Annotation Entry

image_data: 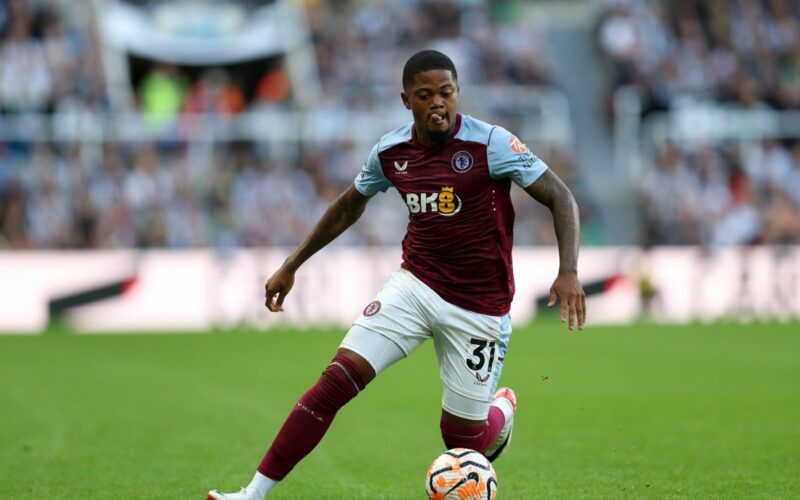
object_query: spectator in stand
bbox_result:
[762,188,800,243]
[0,2,52,112]
[255,69,291,107]
[139,63,188,127]
[642,142,701,245]
[40,7,74,106]
[788,142,800,204]
[693,145,732,244]
[711,167,761,246]
[183,69,246,116]
[0,179,29,248]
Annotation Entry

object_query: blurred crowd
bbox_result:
[598,0,800,245]
[598,0,800,113]
[0,0,106,114]
[0,0,580,250]
[643,139,800,246]
[306,0,555,110]
[6,0,800,250]
[0,138,594,249]
[1,140,365,249]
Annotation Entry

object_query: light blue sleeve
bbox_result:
[354,142,392,196]
[487,126,548,188]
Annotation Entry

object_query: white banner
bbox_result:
[0,247,798,333]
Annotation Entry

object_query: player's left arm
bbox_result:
[524,170,586,330]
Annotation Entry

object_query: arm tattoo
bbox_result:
[285,185,370,271]
[524,170,580,273]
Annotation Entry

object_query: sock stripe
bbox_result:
[442,431,484,440]
[330,361,361,394]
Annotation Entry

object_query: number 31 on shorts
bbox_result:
[466,338,496,373]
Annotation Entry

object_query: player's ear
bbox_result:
[401,91,411,110]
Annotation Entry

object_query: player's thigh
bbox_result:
[433,306,507,420]
[341,269,434,375]
[339,326,405,377]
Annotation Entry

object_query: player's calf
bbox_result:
[439,387,516,461]
[439,407,505,455]
[258,354,368,480]
[209,353,370,499]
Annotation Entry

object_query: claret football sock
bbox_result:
[439,406,505,454]
[485,387,517,461]
[257,355,367,480]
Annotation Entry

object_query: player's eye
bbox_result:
[442,91,453,98]
[417,93,430,100]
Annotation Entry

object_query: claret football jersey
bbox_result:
[354,113,548,316]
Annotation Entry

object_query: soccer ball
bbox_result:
[425,448,497,500]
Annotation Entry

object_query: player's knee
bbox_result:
[303,355,368,413]
[335,347,376,384]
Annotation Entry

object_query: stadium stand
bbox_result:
[598,0,800,113]
[0,0,590,249]
[598,0,800,246]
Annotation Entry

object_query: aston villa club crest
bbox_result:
[451,151,473,173]
[363,300,381,317]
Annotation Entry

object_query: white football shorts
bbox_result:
[340,268,512,420]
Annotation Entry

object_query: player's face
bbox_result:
[401,70,459,145]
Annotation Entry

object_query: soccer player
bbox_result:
[208,50,586,499]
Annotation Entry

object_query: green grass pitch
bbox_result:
[1,320,799,499]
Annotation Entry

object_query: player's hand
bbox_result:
[547,271,586,331]
[265,266,295,312]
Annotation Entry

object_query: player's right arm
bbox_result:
[265,142,391,312]
[265,185,372,312]
[486,126,586,330]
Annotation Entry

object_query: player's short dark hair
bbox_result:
[402,50,458,90]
